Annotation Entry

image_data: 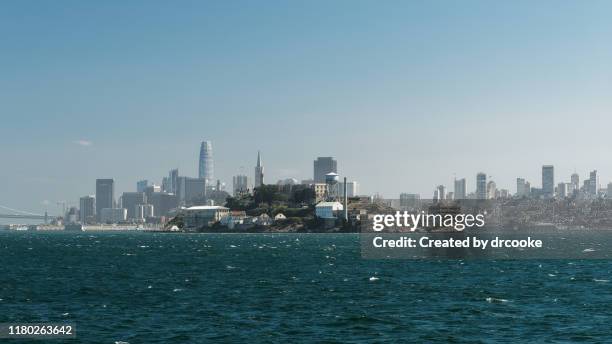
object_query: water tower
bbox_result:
[325,172,339,200]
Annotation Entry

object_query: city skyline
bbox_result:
[3,1,612,213]
[9,137,612,216]
[3,135,612,214]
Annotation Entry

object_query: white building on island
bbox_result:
[315,201,344,219]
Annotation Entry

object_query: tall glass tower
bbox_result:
[199,141,214,183]
[542,165,554,198]
[476,172,487,200]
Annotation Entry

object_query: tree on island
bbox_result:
[289,185,316,206]
[253,185,288,205]
[225,194,255,211]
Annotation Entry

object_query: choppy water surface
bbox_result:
[0,231,611,343]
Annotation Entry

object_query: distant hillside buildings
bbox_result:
[427,164,606,204]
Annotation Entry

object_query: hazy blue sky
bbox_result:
[2,0,612,214]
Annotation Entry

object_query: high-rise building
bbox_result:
[436,185,446,200]
[136,180,149,193]
[254,151,264,188]
[314,157,337,183]
[144,184,161,204]
[337,181,359,198]
[198,141,214,183]
[95,179,114,222]
[136,204,154,221]
[557,183,567,198]
[589,170,598,196]
[516,178,533,197]
[454,178,466,199]
[571,173,580,189]
[121,192,146,220]
[148,192,178,218]
[542,165,554,198]
[169,169,179,194]
[162,177,170,193]
[607,183,612,199]
[233,175,249,196]
[567,182,577,196]
[476,173,487,200]
[79,195,95,224]
[487,180,497,200]
[525,181,531,195]
[516,178,526,197]
[178,177,207,204]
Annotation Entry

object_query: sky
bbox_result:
[1,0,612,214]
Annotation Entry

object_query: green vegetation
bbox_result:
[223,184,318,230]
[225,184,316,213]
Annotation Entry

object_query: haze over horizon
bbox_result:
[2,1,612,214]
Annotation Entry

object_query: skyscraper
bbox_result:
[436,185,446,200]
[177,177,207,204]
[589,170,598,196]
[567,181,577,196]
[571,173,579,189]
[136,204,154,221]
[542,165,554,198]
[162,177,170,193]
[233,175,249,196]
[454,178,466,199]
[121,192,146,220]
[148,192,178,218]
[314,157,337,183]
[95,179,114,222]
[487,180,497,200]
[517,178,528,197]
[476,173,487,200]
[525,181,531,195]
[557,183,567,198]
[198,141,214,183]
[337,181,359,198]
[254,151,264,188]
[136,180,148,193]
[169,168,179,194]
[79,195,95,224]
